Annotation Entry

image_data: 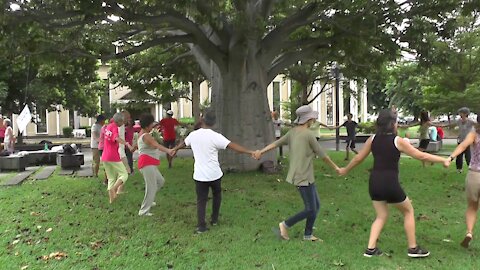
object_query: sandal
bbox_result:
[461,232,473,248]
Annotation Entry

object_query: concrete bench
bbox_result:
[426,140,442,153]
[25,151,58,166]
[57,153,84,169]
[0,156,27,171]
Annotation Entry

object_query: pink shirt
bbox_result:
[0,126,5,138]
[138,154,160,169]
[98,125,106,150]
[101,122,121,162]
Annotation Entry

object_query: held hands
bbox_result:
[252,150,262,160]
[337,167,348,176]
[443,157,451,168]
[167,149,176,157]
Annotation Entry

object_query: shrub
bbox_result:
[63,127,73,138]
[179,117,195,124]
[358,122,376,134]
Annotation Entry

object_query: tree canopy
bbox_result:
[3,0,478,170]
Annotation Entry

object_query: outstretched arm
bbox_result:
[227,142,254,155]
[396,136,447,163]
[447,132,476,163]
[338,136,373,175]
[172,141,186,152]
[143,133,175,156]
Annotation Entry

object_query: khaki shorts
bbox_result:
[466,170,480,202]
[92,148,100,167]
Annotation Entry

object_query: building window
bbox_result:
[36,107,48,134]
[272,81,281,115]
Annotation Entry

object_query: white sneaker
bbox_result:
[139,212,153,217]
[152,202,157,207]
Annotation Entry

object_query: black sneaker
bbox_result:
[363,247,383,257]
[407,246,430,258]
[194,227,209,234]
[210,221,218,226]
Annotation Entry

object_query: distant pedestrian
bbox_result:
[332,113,358,160]
[136,113,175,216]
[0,116,5,144]
[3,119,15,153]
[91,115,106,178]
[173,110,255,233]
[158,110,181,168]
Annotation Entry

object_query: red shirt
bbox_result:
[436,127,444,139]
[138,154,160,169]
[159,118,179,141]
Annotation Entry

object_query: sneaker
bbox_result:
[303,235,322,242]
[458,169,463,173]
[139,212,153,217]
[407,246,430,258]
[152,202,157,207]
[210,221,218,226]
[195,227,209,234]
[461,233,473,248]
[363,247,383,257]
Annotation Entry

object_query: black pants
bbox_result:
[195,178,222,229]
[456,145,471,170]
[125,147,134,173]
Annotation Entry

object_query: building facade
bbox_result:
[7,65,367,137]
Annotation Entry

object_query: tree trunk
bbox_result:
[191,78,201,122]
[208,55,276,171]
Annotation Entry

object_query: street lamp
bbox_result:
[332,63,341,151]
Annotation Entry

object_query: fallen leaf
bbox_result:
[442,239,452,243]
[12,239,20,245]
[46,228,53,233]
[20,266,29,270]
[30,212,41,216]
[36,226,42,230]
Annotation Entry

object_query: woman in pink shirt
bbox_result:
[0,117,6,144]
[101,113,132,203]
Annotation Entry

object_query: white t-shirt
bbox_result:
[184,128,231,181]
[273,119,283,138]
[118,125,126,158]
[90,123,102,148]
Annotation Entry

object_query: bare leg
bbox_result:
[110,180,124,203]
[462,199,479,247]
[367,201,389,249]
[393,198,417,249]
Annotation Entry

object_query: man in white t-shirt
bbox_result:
[91,115,106,177]
[173,110,255,233]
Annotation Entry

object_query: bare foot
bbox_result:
[279,222,289,240]
[109,189,117,204]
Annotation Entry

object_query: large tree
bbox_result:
[4,0,472,170]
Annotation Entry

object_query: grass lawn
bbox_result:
[0,152,478,269]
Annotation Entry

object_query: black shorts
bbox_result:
[163,139,176,148]
[419,139,430,150]
[346,138,356,149]
[369,171,406,203]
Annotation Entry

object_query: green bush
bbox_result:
[80,126,92,137]
[63,127,73,138]
[179,117,195,124]
[358,122,376,134]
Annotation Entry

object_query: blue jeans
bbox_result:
[284,184,320,237]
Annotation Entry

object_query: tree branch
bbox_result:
[261,2,318,55]
[267,45,329,82]
[102,35,195,60]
